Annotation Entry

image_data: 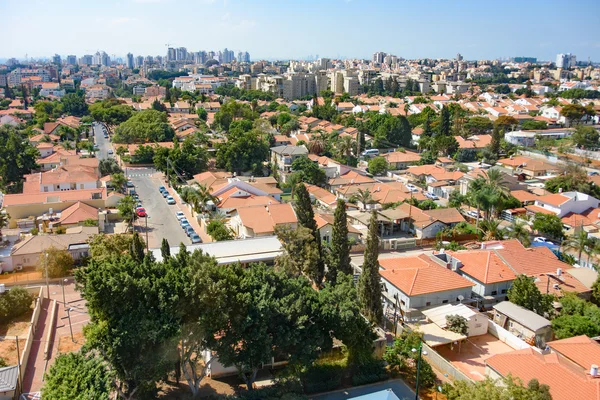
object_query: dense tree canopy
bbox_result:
[61,92,89,117]
[507,275,554,317]
[0,125,39,193]
[89,99,134,131]
[112,109,174,143]
[215,127,269,173]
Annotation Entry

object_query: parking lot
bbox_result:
[128,168,190,248]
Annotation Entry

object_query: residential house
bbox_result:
[379,254,475,313]
[10,231,96,269]
[85,84,111,100]
[382,151,421,170]
[230,203,297,238]
[454,135,492,154]
[23,165,99,193]
[305,183,338,209]
[328,170,375,190]
[270,145,308,173]
[421,303,488,337]
[531,191,600,218]
[547,335,600,373]
[397,203,465,238]
[485,348,600,400]
[314,213,362,244]
[492,301,552,347]
[505,129,572,147]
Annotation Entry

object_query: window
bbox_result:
[442,300,448,304]
[491,290,498,296]
[501,289,507,294]
[400,299,406,306]
[426,302,431,306]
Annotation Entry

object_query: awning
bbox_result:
[407,322,466,347]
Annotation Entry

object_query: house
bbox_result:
[314,213,362,244]
[23,165,99,194]
[328,170,375,189]
[485,347,600,400]
[532,192,600,218]
[308,154,352,178]
[491,301,552,347]
[505,129,572,147]
[379,254,474,313]
[0,365,18,400]
[496,156,560,179]
[382,151,421,170]
[454,134,492,152]
[213,183,281,213]
[230,203,297,238]
[421,303,488,337]
[270,145,308,173]
[396,203,465,239]
[336,182,426,210]
[85,84,111,100]
[55,201,99,229]
[547,335,600,373]
[305,183,338,209]
[10,231,96,269]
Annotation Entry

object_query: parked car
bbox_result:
[405,183,419,192]
[179,218,189,227]
[126,181,134,188]
[159,186,166,193]
[425,192,439,200]
[136,207,147,217]
[161,190,169,198]
[361,149,380,158]
[466,210,481,219]
[185,226,195,237]
[136,202,143,209]
[175,211,186,220]
[107,149,113,155]
[166,196,176,205]
[534,236,552,244]
[180,220,190,230]
[190,233,202,243]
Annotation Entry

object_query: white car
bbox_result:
[466,210,480,219]
[405,184,419,192]
[166,196,176,205]
[107,149,113,155]
[175,211,186,220]
[534,236,550,244]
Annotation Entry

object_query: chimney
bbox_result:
[556,268,562,276]
[591,364,598,377]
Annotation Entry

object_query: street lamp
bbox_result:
[66,307,74,342]
[44,252,49,299]
[412,342,428,400]
[60,278,69,306]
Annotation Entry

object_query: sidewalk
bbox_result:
[21,297,55,393]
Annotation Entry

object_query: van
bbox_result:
[361,149,379,157]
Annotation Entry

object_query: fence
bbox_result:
[422,342,473,383]
[487,320,531,350]
[16,287,44,398]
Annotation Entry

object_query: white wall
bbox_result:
[487,319,532,350]
[467,313,489,337]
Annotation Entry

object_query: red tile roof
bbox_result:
[548,336,600,371]
[379,254,474,296]
[451,250,517,284]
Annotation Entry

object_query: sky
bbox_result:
[2,0,600,62]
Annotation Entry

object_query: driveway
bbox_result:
[128,170,190,248]
[310,379,415,400]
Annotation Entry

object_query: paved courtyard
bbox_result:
[435,333,515,381]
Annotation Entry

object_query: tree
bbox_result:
[507,275,554,316]
[117,196,137,226]
[130,232,145,262]
[276,225,322,281]
[327,199,352,284]
[294,183,324,284]
[552,314,600,339]
[465,116,493,135]
[446,314,468,335]
[560,103,586,126]
[76,254,182,399]
[444,376,551,400]
[358,209,383,325]
[291,156,327,185]
[368,156,388,176]
[166,138,209,178]
[39,247,74,278]
[488,125,502,157]
[42,352,114,400]
[545,164,600,198]
[571,125,600,149]
[563,229,592,264]
[99,158,122,177]
[0,286,33,323]
[437,106,451,136]
[61,93,88,117]
[494,115,519,132]
[110,172,127,193]
[89,99,133,134]
[384,330,436,393]
[151,99,167,113]
[206,220,233,241]
[160,238,170,259]
[88,234,135,263]
[0,208,9,242]
[506,220,531,247]
[352,188,374,211]
[478,219,504,241]
[215,128,269,173]
[195,262,330,390]
[113,109,175,143]
[0,126,40,193]
[532,213,564,240]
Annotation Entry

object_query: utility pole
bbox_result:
[145,215,149,251]
[16,335,22,391]
[414,342,423,400]
[66,307,74,342]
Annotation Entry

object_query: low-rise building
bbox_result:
[270,145,308,173]
[491,301,552,347]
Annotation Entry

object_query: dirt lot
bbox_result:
[57,332,85,354]
[0,308,32,365]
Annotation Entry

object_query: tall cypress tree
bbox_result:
[130,232,145,262]
[327,199,351,284]
[357,209,383,325]
[161,238,171,260]
[438,106,451,137]
[294,183,324,285]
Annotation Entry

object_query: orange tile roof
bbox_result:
[532,271,591,296]
[305,183,337,205]
[536,193,571,207]
[423,208,465,225]
[379,254,474,296]
[328,171,375,186]
[525,204,556,215]
[486,348,600,400]
[383,151,421,163]
[548,336,600,371]
[497,156,534,168]
[451,250,516,284]
[236,203,296,234]
[406,164,446,177]
[58,201,98,225]
[454,134,492,149]
[494,239,571,276]
[218,188,279,210]
[510,190,538,203]
[314,213,361,234]
[2,187,106,207]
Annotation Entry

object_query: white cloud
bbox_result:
[111,17,139,25]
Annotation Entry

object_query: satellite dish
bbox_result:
[458,295,465,302]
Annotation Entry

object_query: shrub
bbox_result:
[0,286,33,323]
[300,364,344,394]
[351,359,388,386]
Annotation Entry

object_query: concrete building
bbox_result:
[556,53,576,69]
[492,301,553,348]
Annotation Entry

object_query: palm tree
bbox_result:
[352,188,373,211]
[563,229,593,265]
[0,208,9,242]
[506,220,531,247]
[337,135,356,161]
[194,184,216,217]
[478,219,504,241]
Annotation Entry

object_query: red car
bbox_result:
[136,207,147,217]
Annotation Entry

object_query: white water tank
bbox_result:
[0,284,5,294]
[591,364,598,377]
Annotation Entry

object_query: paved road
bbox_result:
[310,380,415,400]
[92,122,112,160]
[129,171,190,248]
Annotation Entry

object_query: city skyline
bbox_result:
[2,0,600,61]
